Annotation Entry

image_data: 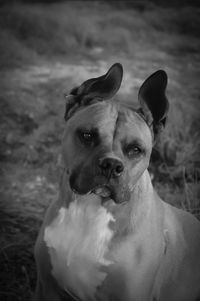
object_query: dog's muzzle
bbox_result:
[69,156,127,204]
[98,157,124,179]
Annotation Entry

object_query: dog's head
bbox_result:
[62,63,168,204]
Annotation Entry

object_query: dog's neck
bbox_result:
[131,170,155,229]
[58,167,155,237]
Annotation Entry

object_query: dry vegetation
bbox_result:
[0,1,200,300]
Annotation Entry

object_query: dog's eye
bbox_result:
[77,130,95,146]
[83,132,92,140]
[125,145,142,158]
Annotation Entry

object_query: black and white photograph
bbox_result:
[0,0,200,300]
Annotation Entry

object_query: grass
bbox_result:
[1,2,200,69]
[0,1,200,300]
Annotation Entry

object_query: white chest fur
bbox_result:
[44,195,115,301]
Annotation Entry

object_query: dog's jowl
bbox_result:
[34,63,200,301]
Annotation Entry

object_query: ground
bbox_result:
[0,2,200,300]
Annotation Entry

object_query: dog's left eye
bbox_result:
[125,145,142,158]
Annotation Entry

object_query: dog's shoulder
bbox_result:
[162,200,200,286]
[162,200,200,251]
[153,201,200,299]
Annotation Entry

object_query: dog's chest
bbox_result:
[44,196,115,301]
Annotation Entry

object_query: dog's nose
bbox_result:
[98,157,124,178]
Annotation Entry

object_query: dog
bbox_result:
[34,63,200,301]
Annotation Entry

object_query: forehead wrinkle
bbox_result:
[68,102,117,131]
[96,103,118,147]
[112,111,120,141]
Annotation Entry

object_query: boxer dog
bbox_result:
[34,63,200,301]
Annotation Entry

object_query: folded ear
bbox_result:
[64,63,123,120]
[138,70,169,137]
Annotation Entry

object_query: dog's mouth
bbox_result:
[69,172,127,204]
[91,185,112,198]
[71,183,115,203]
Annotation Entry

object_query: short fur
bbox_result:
[34,63,200,301]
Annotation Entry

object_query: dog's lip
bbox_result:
[71,184,114,201]
[91,185,112,198]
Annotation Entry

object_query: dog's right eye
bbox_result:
[77,129,96,146]
[83,132,92,140]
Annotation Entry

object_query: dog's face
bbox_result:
[62,102,152,203]
[62,63,169,204]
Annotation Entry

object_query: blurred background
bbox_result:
[0,0,200,300]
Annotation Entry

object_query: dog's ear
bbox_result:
[64,63,123,120]
[138,70,169,137]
